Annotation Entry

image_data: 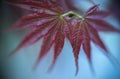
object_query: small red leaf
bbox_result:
[86,22,108,52]
[71,22,83,75]
[85,4,99,16]
[82,23,95,73]
[51,29,65,70]
[6,1,61,14]
[87,18,120,33]
[82,24,91,62]
[86,10,110,18]
[8,13,55,30]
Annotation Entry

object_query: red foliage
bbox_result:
[7,0,120,75]
[68,4,120,75]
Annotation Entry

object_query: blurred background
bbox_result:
[0,0,120,79]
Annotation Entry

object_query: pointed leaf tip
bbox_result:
[85,4,100,16]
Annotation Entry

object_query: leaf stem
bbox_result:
[62,11,83,19]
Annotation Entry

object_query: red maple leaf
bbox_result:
[7,0,120,75]
[7,0,69,69]
[68,4,120,75]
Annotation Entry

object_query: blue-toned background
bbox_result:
[0,0,120,79]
